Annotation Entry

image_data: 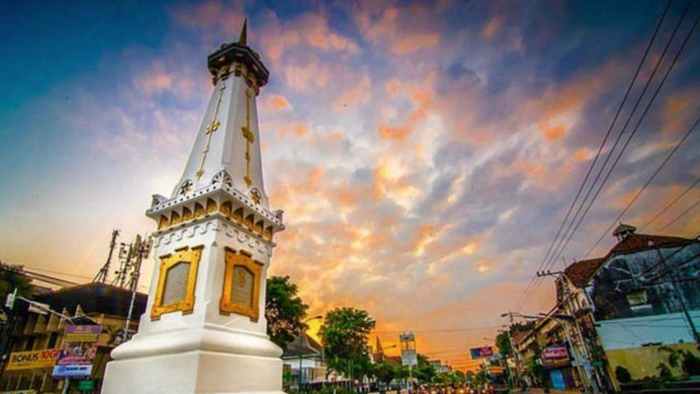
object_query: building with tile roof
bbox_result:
[552,224,700,391]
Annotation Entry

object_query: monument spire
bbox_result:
[173,18,270,209]
[238,18,248,45]
[103,21,286,394]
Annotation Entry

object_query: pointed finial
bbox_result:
[238,18,248,46]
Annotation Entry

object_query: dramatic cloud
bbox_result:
[2,0,699,371]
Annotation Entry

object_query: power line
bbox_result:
[547,0,696,275]
[656,200,700,234]
[640,176,700,232]
[583,114,700,259]
[511,0,676,312]
[374,326,499,334]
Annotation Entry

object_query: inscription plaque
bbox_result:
[163,262,190,305]
[151,246,202,320]
[231,266,254,307]
[220,248,262,321]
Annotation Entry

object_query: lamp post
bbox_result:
[298,315,323,394]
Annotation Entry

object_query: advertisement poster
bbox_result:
[52,325,101,378]
[6,349,60,371]
[469,346,494,359]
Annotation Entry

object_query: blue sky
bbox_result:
[1,0,699,370]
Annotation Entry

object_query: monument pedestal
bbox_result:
[104,319,284,393]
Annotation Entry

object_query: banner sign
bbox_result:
[470,346,494,359]
[5,349,60,371]
[52,325,101,378]
[543,346,569,360]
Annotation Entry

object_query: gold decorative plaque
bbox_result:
[151,245,203,320]
[220,248,262,321]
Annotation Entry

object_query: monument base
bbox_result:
[102,325,284,394]
[103,349,283,394]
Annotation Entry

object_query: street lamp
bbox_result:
[298,315,323,393]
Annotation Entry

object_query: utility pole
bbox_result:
[537,271,600,393]
[500,313,522,390]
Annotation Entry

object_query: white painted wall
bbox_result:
[597,310,700,350]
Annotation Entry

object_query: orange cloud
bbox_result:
[482,17,502,39]
[526,57,623,144]
[542,123,567,141]
[574,147,594,162]
[282,60,331,91]
[271,94,291,110]
[386,78,401,96]
[662,88,699,135]
[378,123,411,141]
[260,11,358,69]
[355,5,441,55]
[332,75,372,112]
[133,63,173,96]
[276,122,311,140]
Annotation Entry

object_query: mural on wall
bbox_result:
[585,244,700,321]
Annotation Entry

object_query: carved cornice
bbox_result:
[154,217,273,257]
[148,182,283,242]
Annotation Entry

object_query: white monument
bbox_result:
[102,21,286,393]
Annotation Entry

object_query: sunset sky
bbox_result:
[1,1,699,371]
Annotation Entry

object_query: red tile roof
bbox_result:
[563,232,696,288]
[608,233,692,256]
[565,258,606,288]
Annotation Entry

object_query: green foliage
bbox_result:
[0,262,34,303]
[657,363,672,379]
[683,348,700,376]
[495,332,511,357]
[496,322,534,358]
[265,276,309,351]
[658,345,700,378]
[319,307,376,378]
[615,366,632,383]
[413,353,437,383]
[372,359,398,384]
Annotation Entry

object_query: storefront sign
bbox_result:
[543,346,569,359]
[5,349,60,371]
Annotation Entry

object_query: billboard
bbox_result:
[401,349,418,366]
[470,346,494,359]
[52,325,101,378]
[6,349,60,371]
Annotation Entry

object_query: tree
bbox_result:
[495,322,534,357]
[0,262,34,304]
[265,276,308,351]
[495,332,512,358]
[319,307,376,379]
[372,359,398,385]
[413,353,437,384]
